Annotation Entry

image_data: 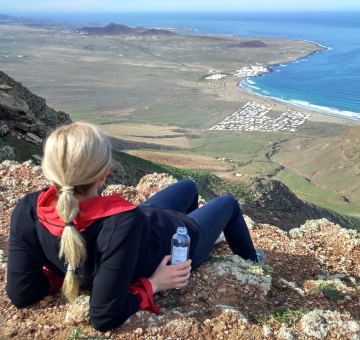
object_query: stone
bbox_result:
[135,328,143,334]
[301,311,330,339]
[0,145,15,162]
[0,160,19,170]
[207,255,271,295]
[32,166,42,174]
[32,154,42,162]
[65,295,90,324]
[25,132,43,146]
[289,228,304,238]
[278,327,296,340]
[0,124,9,137]
[39,300,49,308]
[263,325,273,336]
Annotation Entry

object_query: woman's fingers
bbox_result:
[160,255,172,266]
[171,259,192,271]
[172,267,191,278]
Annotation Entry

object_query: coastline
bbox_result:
[235,42,360,123]
[196,75,360,127]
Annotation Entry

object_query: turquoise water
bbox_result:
[8,11,360,120]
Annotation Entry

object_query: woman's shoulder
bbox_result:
[10,189,48,236]
[16,189,48,208]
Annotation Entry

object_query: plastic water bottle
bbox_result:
[171,226,190,265]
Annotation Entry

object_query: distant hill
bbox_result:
[272,125,360,205]
[0,13,70,28]
[78,23,176,36]
[238,40,267,47]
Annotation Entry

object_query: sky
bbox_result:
[2,0,360,13]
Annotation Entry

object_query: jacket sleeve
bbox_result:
[128,278,160,314]
[6,205,51,307]
[89,211,150,331]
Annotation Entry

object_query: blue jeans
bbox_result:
[139,179,257,269]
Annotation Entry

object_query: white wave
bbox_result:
[248,85,260,90]
[303,39,331,50]
[238,80,360,121]
[247,79,255,84]
[263,91,269,94]
[279,64,287,67]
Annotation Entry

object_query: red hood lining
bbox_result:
[37,186,137,237]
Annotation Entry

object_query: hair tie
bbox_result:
[61,186,74,193]
[67,264,75,271]
[65,221,74,227]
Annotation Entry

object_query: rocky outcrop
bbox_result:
[0,71,71,141]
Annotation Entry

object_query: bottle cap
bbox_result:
[177,226,187,234]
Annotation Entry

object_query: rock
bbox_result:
[215,305,248,323]
[244,215,259,230]
[0,145,15,162]
[207,255,272,295]
[348,321,360,333]
[0,71,71,139]
[39,300,49,308]
[0,124,9,136]
[278,326,297,340]
[301,311,330,339]
[25,132,43,146]
[135,328,143,334]
[65,295,90,325]
[289,228,304,238]
[263,324,273,336]
[0,160,19,170]
[32,154,42,162]
[32,166,42,174]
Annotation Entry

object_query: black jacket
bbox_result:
[6,190,199,331]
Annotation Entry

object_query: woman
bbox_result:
[6,122,264,331]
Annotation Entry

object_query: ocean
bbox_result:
[9,11,360,121]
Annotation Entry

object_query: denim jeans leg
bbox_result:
[139,179,199,214]
[188,195,257,269]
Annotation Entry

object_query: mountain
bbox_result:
[78,23,176,36]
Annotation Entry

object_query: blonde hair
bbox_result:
[42,122,111,302]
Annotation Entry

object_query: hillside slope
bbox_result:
[0,71,71,161]
[272,126,360,206]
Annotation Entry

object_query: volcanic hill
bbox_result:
[78,23,176,36]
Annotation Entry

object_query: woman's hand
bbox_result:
[148,255,192,294]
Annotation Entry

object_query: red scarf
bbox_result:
[37,186,136,236]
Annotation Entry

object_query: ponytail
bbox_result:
[58,188,87,303]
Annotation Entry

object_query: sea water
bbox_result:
[9,11,360,120]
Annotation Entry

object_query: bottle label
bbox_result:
[171,246,188,265]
